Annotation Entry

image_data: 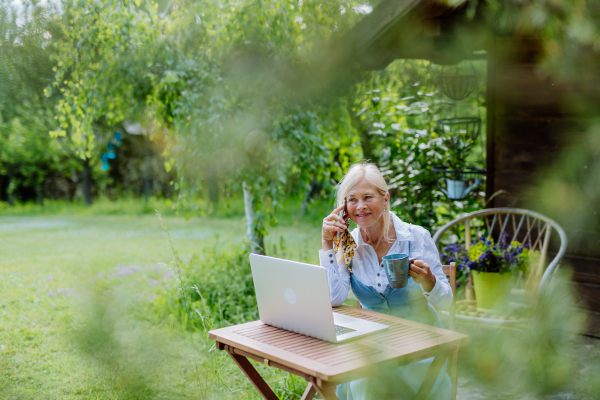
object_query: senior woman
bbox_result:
[319,162,453,400]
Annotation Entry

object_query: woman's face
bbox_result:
[346,179,389,229]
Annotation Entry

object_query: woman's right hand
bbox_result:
[322,204,348,250]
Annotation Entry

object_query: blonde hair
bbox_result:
[335,162,391,265]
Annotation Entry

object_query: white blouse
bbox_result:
[319,213,453,309]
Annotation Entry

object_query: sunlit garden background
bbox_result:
[2,0,600,399]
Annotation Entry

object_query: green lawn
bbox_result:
[0,202,324,399]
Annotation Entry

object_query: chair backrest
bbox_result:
[442,262,457,330]
[433,208,568,292]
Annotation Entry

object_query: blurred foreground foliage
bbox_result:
[458,270,587,396]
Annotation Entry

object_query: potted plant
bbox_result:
[433,166,484,200]
[441,233,532,312]
[432,117,485,200]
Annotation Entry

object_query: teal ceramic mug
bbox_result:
[382,253,415,289]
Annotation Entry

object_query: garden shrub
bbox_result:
[154,246,258,332]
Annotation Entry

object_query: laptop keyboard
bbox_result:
[335,324,357,336]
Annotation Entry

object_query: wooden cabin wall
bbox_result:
[486,37,600,336]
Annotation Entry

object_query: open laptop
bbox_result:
[249,253,388,343]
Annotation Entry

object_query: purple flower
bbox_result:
[499,232,512,250]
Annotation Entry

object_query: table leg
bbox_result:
[225,347,279,400]
[310,377,339,400]
[301,382,317,400]
[450,348,459,400]
[414,352,449,400]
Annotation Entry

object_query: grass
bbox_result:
[0,196,179,217]
[0,195,334,222]
[0,197,327,399]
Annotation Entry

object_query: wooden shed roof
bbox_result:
[342,0,488,69]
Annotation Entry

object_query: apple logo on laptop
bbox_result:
[284,288,297,305]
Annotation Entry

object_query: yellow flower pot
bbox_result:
[471,271,513,312]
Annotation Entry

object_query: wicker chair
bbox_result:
[433,208,568,325]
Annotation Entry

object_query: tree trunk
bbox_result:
[243,181,265,255]
[0,175,5,203]
[82,158,93,205]
[69,168,78,201]
[35,182,44,207]
[207,169,220,205]
[144,153,152,201]
[300,177,318,216]
[6,168,15,206]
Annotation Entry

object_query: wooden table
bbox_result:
[208,305,468,400]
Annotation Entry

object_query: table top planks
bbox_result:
[208,305,468,384]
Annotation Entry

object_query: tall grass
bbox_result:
[150,210,311,399]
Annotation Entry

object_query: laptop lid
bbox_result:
[249,253,337,342]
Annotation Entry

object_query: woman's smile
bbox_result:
[354,212,372,220]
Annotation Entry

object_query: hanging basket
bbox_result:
[438,65,477,100]
[436,117,481,142]
[432,167,485,200]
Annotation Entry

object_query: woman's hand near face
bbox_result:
[409,260,437,292]
[322,204,348,251]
